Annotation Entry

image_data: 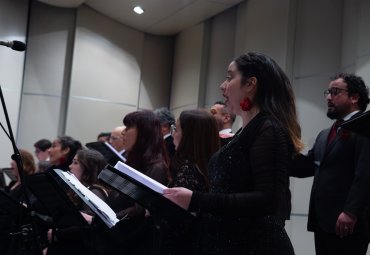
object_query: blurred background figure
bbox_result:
[4,149,36,201]
[48,136,82,172]
[210,101,236,146]
[97,132,111,142]
[108,126,125,156]
[34,139,51,162]
[154,107,176,159]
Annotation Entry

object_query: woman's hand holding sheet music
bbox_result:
[163,187,193,210]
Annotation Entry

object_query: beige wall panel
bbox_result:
[22,2,75,95]
[288,216,315,255]
[293,0,343,77]
[71,6,144,105]
[65,97,136,146]
[341,0,360,69]
[170,23,204,111]
[205,7,237,108]
[139,35,174,110]
[237,0,291,67]
[357,0,370,57]
[17,94,61,153]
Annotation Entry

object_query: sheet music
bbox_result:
[114,161,167,194]
[54,169,119,228]
[104,142,126,162]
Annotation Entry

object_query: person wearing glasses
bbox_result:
[290,73,370,255]
[164,52,303,254]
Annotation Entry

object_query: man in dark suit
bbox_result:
[154,107,176,159]
[290,73,370,255]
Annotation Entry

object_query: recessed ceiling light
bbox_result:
[133,6,144,15]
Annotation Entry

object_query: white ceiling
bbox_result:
[37,0,244,35]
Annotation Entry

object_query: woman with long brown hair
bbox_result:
[170,108,220,191]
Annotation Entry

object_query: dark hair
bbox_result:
[123,110,170,174]
[58,136,83,168]
[97,132,111,139]
[331,73,370,111]
[34,139,51,151]
[76,149,107,187]
[153,107,175,127]
[213,101,237,123]
[172,109,220,189]
[234,52,303,152]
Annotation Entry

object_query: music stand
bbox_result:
[340,111,370,139]
[0,190,26,255]
[0,168,16,187]
[86,141,126,166]
[98,164,195,226]
[26,172,87,228]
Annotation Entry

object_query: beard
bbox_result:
[327,104,348,120]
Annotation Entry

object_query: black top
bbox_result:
[170,160,207,192]
[188,113,294,254]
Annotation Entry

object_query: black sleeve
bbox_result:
[288,152,315,178]
[189,125,288,216]
[344,135,370,216]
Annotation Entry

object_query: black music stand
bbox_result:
[98,164,195,226]
[86,141,126,166]
[340,111,370,139]
[0,190,27,255]
[26,172,87,229]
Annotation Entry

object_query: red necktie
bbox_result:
[327,119,343,144]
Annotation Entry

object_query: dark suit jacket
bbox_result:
[290,114,370,236]
[165,135,176,159]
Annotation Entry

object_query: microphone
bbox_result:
[0,40,26,51]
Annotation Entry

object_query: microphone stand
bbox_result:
[0,86,43,255]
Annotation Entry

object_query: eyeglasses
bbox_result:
[109,136,120,141]
[170,124,176,135]
[324,87,348,97]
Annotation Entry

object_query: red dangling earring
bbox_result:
[240,97,252,111]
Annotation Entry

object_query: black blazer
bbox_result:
[291,114,370,236]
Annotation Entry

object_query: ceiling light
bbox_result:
[133,6,144,15]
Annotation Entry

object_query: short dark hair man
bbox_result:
[34,138,51,161]
[210,101,236,146]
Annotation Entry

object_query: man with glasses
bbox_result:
[291,73,370,255]
[109,125,126,156]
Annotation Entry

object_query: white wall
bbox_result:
[17,1,75,154]
[15,3,175,154]
[0,0,28,167]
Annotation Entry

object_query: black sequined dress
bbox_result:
[189,113,295,255]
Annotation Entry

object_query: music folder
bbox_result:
[26,170,119,229]
[52,169,119,228]
[98,162,195,226]
[86,141,126,166]
[340,111,370,138]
